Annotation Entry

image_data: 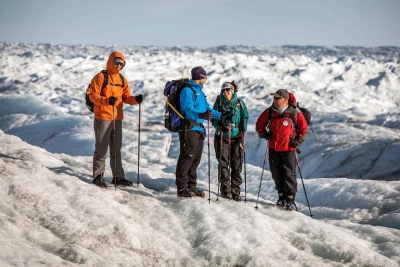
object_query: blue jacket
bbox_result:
[180,80,221,132]
[211,92,249,138]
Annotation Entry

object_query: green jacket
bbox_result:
[211,92,249,138]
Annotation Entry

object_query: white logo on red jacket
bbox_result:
[283,120,289,126]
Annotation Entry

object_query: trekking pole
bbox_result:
[243,133,247,203]
[207,120,211,203]
[227,124,232,201]
[216,132,223,201]
[113,105,117,191]
[137,103,141,187]
[309,123,317,142]
[255,144,269,210]
[295,153,313,218]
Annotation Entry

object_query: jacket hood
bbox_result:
[106,52,126,75]
[289,92,297,105]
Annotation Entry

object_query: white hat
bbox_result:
[221,82,234,91]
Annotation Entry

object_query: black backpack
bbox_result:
[85,70,125,112]
[163,79,196,132]
[296,103,311,125]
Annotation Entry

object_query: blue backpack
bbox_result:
[163,79,196,132]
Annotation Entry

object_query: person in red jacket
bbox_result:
[256,89,307,210]
[89,52,143,188]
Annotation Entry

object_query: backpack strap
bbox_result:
[216,95,222,111]
[268,106,299,137]
[101,70,125,88]
[267,107,273,126]
[216,95,243,112]
[186,83,197,101]
[100,70,125,97]
[101,70,108,91]
[236,98,244,132]
[177,82,197,120]
[217,95,245,131]
[289,104,298,130]
[118,73,125,88]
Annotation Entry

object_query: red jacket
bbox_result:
[256,105,308,152]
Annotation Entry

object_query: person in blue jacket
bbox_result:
[175,66,230,198]
[212,81,249,201]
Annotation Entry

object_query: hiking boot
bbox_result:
[276,191,286,208]
[285,194,296,211]
[232,194,241,202]
[177,188,195,198]
[111,177,133,187]
[285,202,296,211]
[92,174,107,188]
[231,189,241,202]
[190,188,205,198]
[221,192,232,200]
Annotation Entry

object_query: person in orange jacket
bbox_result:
[89,51,143,188]
[256,89,307,210]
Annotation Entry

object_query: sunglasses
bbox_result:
[113,57,125,67]
[221,88,233,93]
[274,97,282,100]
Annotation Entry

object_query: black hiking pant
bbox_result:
[175,130,205,191]
[268,149,297,195]
[214,135,243,196]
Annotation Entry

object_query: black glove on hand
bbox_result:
[290,139,301,148]
[258,130,272,140]
[135,94,143,103]
[199,110,213,120]
[108,96,117,106]
[221,111,233,121]
[265,131,273,140]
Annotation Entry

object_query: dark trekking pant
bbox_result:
[214,135,243,195]
[268,149,297,194]
[93,119,124,179]
[176,130,205,191]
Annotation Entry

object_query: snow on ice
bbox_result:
[0,42,399,266]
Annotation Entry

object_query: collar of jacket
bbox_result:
[220,92,238,106]
[188,79,204,90]
[271,104,289,114]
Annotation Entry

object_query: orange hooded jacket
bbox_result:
[89,52,138,120]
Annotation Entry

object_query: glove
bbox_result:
[135,94,143,103]
[199,110,213,120]
[290,139,301,148]
[265,131,273,140]
[108,96,117,106]
[258,130,272,140]
[220,111,233,121]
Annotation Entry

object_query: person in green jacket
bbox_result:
[211,81,249,201]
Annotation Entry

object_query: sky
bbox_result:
[0,43,400,266]
[0,0,400,47]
